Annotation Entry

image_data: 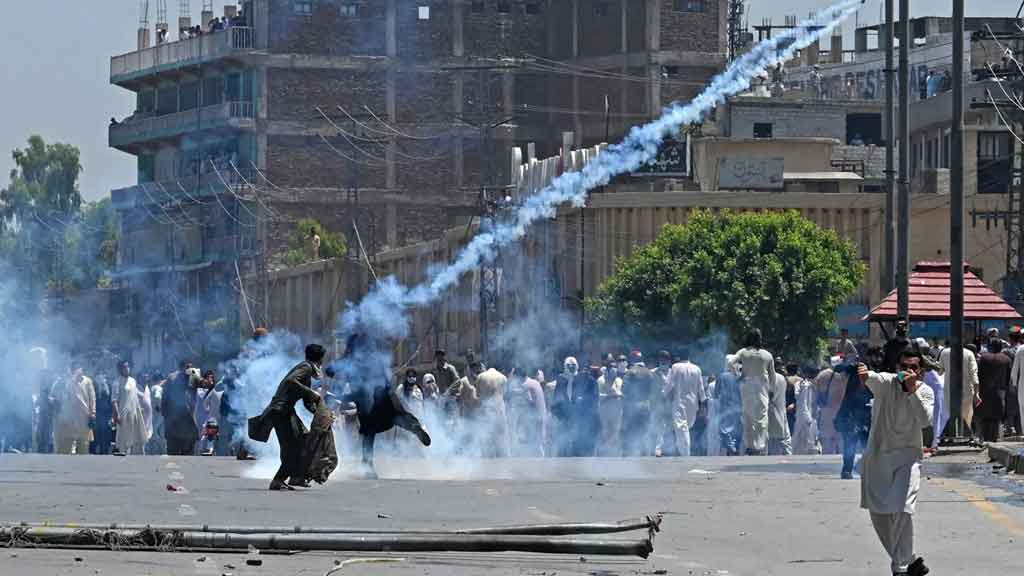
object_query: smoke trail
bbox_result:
[338,0,863,347]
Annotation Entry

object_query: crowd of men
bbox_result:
[7,321,1021,467]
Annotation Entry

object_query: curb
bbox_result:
[987,442,1024,474]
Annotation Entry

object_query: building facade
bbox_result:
[109,0,729,366]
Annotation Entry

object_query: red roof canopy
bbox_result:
[865,261,1023,322]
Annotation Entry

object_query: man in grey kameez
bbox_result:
[857,349,934,576]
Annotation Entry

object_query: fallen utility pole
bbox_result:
[9,515,662,537]
[0,527,654,558]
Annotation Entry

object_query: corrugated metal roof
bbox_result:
[865,261,1022,321]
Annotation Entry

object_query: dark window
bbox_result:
[179,81,199,111]
[978,132,1012,193]
[674,0,705,12]
[594,1,610,16]
[662,65,680,78]
[137,90,156,113]
[203,76,225,106]
[846,113,881,145]
[942,132,951,168]
[470,1,484,13]
[340,2,357,17]
[525,1,542,14]
[156,86,178,116]
[497,0,510,13]
[293,0,314,16]
[226,72,242,101]
[753,123,773,139]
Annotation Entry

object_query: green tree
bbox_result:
[281,218,347,267]
[0,136,85,294]
[585,210,865,360]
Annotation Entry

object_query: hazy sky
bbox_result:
[0,0,1020,200]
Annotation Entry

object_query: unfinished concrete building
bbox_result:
[108,0,727,364]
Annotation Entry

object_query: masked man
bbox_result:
[858,350,934,576]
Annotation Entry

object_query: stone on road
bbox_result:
[0,452,1021,575]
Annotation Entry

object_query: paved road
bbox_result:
[0,452,1021,575]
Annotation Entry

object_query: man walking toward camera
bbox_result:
[857,349,934,576]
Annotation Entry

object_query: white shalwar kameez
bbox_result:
[735,347,774,454]
[663,361,705,457]
[860,371,934,575]
[115,376,149,454]
[791,378,819,455]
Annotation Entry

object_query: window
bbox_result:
[418,5,430,20]
[594,1,610,16]
[203,76,225,106]
[340,2,358,17]
[156,86,178,116]
[179,81,199,111]
[753,123,773,139]
[525,1,542,14]
[137,90,156,114]
[662,65,680,78]
[978,132,1012,193]
[674,0,705,12]
[470,1,484,13]
[942,132,951,169]
[293,0,313,16]
[497,0,510,14]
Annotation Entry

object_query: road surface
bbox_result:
[0,451,1021,575]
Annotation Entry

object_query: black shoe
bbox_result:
[841,472,853,480]
[269,481,296,491]
[907,557,929,576]
[288,479,311,488]
[415,426,432,447]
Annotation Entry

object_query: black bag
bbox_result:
[248,413,272,443]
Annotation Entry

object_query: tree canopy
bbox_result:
[585,210,865,360]
[0,136,116,296]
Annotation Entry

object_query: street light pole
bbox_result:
[950,0,966,439]
[897,0,911,323]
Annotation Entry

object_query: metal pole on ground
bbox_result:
[950,0,966,440]
[897,0,911,323]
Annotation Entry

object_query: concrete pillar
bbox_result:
[831,34,843,64]
[386,0,397,57]
[453,0,464,57]
[621,0,629,53]
[138,27,151,50]
[386,68,397,188]
[647,0,662,117]
[386,203,398,248]
[224,5,238,19]
[454,75,464,187]
[202,10,214,28]
[178,17,192,40]
[855,28,869,53]
[804,40,820,67]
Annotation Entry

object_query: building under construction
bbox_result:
[107,1,730,366]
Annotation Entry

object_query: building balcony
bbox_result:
[110,101,256,152]
[111,164,257,210]
[111,27,256,86]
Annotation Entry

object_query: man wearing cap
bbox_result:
[883,320,913,373]
[621,351,657,456]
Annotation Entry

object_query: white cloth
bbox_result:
[860,372,934,515]
[736,347,774,453]
[55,375,95,436]
[923,370,945,447]
[768,373,792,455]
[870,511,917,574]
[1011,345,1024,432]
[138,384,153,442]
[939,347,978,428]
[597,372,623,456]
[669,361,706,430]
[115,376,148,453]
[792,378,819,455]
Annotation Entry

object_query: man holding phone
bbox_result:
[857,349,935,576]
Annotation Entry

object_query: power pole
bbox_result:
[884,0,896,293]
[950,0,966,439]
[897,0,911,322]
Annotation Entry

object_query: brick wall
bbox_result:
[463,0,548,58]
[268,68,389,121]
[833,144,892,181]
[730,103,847,141]
[396,0,453,62]
[660,0,725,54]
[266,135,388,189]
[395,72,454,123]
[268,0,387,56]
[578,0,624,57]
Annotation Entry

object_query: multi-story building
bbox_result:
[108,0,729,366]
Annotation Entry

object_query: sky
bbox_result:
[0,0,1021,201]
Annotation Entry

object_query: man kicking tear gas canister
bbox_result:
[331,334,431,479]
